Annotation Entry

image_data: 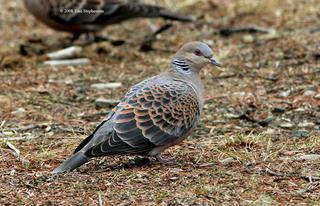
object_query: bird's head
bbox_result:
[172,41,221,75]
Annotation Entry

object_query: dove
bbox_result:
[23,0,193,41]
[52,41,221,173]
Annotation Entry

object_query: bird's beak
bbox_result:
[210,57,222,67]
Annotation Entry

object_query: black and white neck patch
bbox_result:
[172,59,192,74]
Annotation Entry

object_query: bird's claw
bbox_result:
[151,154,176,164]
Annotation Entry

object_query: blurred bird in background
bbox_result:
[23,0,193,44]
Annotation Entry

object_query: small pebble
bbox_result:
[295,154,320,161]
[225,113,241,119]
[298,121,315,128]
[303,90,315,96]
[11,107,26,116]
[44,58,90,66]
[0,95,11,107]
[272,107,286,114]
[295,108,306,112]
[242,34,255,43]
[291,129,309,138]
[219,157,237,165]
[278,90,290,97]
[91,82,122,89]
[95,98,120,108]
[279,122,294,128]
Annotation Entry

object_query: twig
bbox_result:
[264,168,320,182]
[288,70,320,77]
[238,111,272,127]
[2,123,86,135]
[0,135,40,141]
[46,136,84,140]
[81,111,106,120]
[248,74,279,81]
[24,182,40,190]
[4,140,31,165]
[3,123,51,132]
[198,162,215,167]
[265,168,284,177]
[98,192,104,206]
[212,73,237,79]
[54,126,85,134]
[297,175,320,182]
[219,25,273,37]
[6,141,20,158]
[307,182,320,192]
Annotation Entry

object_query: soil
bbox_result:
[0,0,319,205]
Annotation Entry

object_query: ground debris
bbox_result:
[219,25,274,37]
[43,58,91,66]
[1,0,320,205]
[294,154,320,161]
[95,98,120,108]
[91,82,122,89]
[44,46,82,60]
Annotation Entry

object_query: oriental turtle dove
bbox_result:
[52,41,221,173]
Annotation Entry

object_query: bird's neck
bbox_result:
[171,59,192,74]
[167,60,204,108]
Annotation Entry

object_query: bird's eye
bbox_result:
[194,49,202,56]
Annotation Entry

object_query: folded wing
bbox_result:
[79,78,201,157]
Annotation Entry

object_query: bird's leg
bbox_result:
[70,33,81,42]
[71,32,118,46]
[93,35,109,42]
[70,32,96,45]
[80,32,97,44]
[154,154,176,164]
[93,35,125,46]
[140,23,172,52]
[68,31,126,46]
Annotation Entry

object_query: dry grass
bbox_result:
[0,0,320,205]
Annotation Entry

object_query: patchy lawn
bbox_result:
[0,0,319,205]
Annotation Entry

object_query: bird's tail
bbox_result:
[52,151,90,174]
[130,3,194,22]
[157,8,194,22]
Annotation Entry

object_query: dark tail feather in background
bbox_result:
[158,8,194,22]
[123,3,194,22]
[52,151,91,174]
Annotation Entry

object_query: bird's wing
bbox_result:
[79,78,201,157]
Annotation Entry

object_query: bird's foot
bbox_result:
[140,23,172,52]
[70,33,81,42]
[93,35,125,46]
[67,33,94,45]
[152,154,176,164]
[68,33,126,46]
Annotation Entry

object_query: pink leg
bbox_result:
[85,32,96,43]
[154,154,176,164]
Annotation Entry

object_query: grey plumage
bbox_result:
[52,41,221,173]
[23,0,193,40]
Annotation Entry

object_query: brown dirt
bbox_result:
[0,0,319,205]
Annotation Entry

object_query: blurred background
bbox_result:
[0,0,319,205]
